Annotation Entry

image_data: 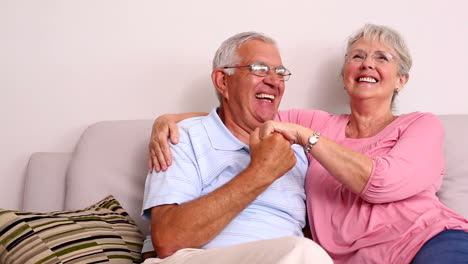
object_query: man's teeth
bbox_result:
[359,77,377,83]
[255,94,275,100]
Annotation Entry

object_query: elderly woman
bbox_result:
[147,24,468,263]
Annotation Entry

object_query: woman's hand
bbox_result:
[148,115,180,172]
[259,121,312,146]
[148,112,208,172]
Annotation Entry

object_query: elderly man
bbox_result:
[141,32,331,263]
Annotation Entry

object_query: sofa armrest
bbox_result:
[22,152,71,212]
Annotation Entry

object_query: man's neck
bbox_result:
[216,107,252,145]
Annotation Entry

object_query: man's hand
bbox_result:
[249,128,297,182]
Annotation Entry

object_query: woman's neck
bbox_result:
[346,102,397,138]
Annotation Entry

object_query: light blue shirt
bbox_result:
[142,108,308,251]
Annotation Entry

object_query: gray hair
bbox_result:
[345,23,412,76]
[212,32,276,101]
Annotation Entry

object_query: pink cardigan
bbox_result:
[278,110,468,263]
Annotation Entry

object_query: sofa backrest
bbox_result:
[31,115,467,239]
[64,120,153,237]
[437,115,468,218]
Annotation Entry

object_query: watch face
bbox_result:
[309,136,318,144]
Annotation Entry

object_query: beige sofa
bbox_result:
[18,115,468,254]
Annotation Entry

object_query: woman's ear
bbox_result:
[212,68,229,100]
[395,73,409,92]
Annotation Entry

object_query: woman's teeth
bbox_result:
[358,77,377,83]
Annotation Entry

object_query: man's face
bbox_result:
[223,40,286,132]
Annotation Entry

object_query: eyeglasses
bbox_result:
[223,62,292,81]
[345,50,397,65]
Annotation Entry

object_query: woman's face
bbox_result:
[342,38,408,105]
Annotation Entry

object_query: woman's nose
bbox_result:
[360,56,375,69]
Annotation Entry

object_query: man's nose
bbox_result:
[263,71,282,87]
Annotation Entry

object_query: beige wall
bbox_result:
[1,0,467,209]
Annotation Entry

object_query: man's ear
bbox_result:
[395,73,409,92]
[212,68,229,100]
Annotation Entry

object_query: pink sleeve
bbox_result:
[276,109,331,130]
[360,113,445,203]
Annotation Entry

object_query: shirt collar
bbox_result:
[202,108,246,151]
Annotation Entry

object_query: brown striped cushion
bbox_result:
[0,195,143,264]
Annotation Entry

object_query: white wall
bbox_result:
[1,0,467,209]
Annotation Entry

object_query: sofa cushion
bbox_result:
[438,115,468,219]
[64,120,153,237]
[0,195,143,264]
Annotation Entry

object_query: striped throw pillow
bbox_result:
[0,195,143,264]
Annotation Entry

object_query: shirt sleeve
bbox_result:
[141,135,202,219]
[277,109,331,130]
[360,113,445,203]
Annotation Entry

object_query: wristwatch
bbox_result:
[305,132,321,152]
